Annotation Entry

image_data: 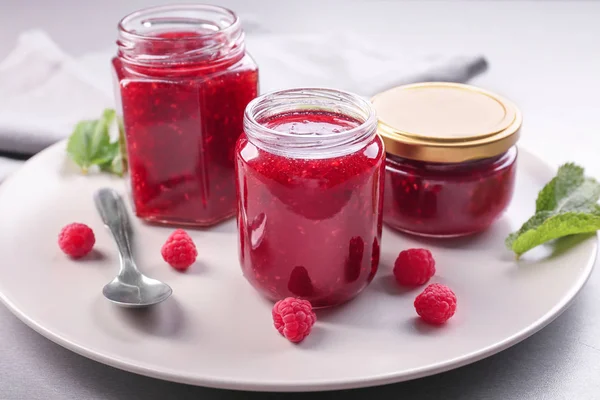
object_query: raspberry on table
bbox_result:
[58,223,95,259]
[161,229,197,271]
[272,297,316,343]
[393,248,436,286]
[414,283,457,324]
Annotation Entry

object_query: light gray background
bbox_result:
[1,1,600,399]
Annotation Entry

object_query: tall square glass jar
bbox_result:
[113,5,259,226]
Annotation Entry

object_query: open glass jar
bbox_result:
[112,5,259,226]
[236,88,385,308]
[372,82,522,237]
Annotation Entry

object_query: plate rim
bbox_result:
[0,143,596,392]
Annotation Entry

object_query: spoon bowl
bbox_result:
[102,276,173,308]
[94,188,172,307]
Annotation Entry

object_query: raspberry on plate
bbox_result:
[58,223,95,259]
[414,283,457,324]
[272,297,316,343]
[393,248,436,286]
[161,229,197,271]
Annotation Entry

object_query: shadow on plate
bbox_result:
[112,297,187,339]
[371,274,419,296]
[77,249,108,263]
[550,233,597,258]
[296,325,328,350]
[382,217,515,266]
[383,217,513,250]
[401,317,447,336]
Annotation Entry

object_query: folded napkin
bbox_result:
[0,29,488,182]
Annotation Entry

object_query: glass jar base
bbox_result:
[136,211,235,227]
[311,297,356,310]
[384,222,485,239]
[257,285,369,309]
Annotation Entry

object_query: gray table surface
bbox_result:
[2,1,600,399]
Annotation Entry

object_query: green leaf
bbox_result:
[535,163,585,212]
[66,120,96,172]
[510,212,600,256]
[107,152,125,176]
[505,210,554,250]
[99,146,124,177]
[91,141,119,166]
[507,162,600,256]
[65,108,126,176]
[89,109,114,160]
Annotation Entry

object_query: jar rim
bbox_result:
[116,4,245,67]
[244,88,378,159]
[118,4,240,41]
[372,82,522,163]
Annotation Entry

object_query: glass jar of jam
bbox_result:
[372,82,522,237]
[236,88,385,308]
[113,5,259,226]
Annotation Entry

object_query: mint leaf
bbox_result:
[535,163,600,213]
[92,141,119,166]
[535,163,585,212]
[111,152,125,176]
[66,108,125,176]
[98,143,124,176]
[505,210,554,249]
[66,121,96,173]
[89,109,115,161]
[507,163,600,256]
[509,212,600,256]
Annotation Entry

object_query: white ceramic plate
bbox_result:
[0,143,595,392]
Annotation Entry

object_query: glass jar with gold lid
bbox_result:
[372,82,522,237]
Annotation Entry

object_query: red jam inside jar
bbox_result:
[384,148,517,237]
[112,5,258,225]
[373,82,522,237]
[236,89,385,308]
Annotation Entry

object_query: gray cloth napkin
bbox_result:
[0,30,488,182]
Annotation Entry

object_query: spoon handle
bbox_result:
[94,188,138,272]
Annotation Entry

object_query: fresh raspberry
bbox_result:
[414,283,457,324]
[393,248,436,286]
[58,223,95,259]
[161,229,197,271]
[272,297,316,343]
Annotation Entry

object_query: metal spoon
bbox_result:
[94,188,172,307]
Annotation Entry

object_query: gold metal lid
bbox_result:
[372,82,522,163]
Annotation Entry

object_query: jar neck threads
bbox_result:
[117,4,245,68]
[244,88,378,159]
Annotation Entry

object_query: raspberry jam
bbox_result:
[112,5,258,225]
[236,89,385,308]
[372,82,522,237]
[384,148,517,237]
